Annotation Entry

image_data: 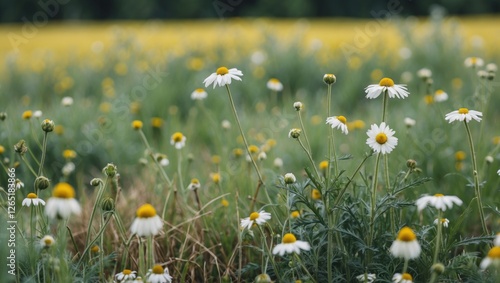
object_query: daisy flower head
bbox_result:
[284,173,296,184]
[434,89,448,102]
[480,246,500,270]
[390,226,421,260]
[33,110,43,118]
[464,57,484,68]
[130,203,163,237]
[203,66,243,89]
[288,128,301,139]
[187,178,201,191]
[170,132,186,149]
[417,68,432,80]
[146,265,173,283]
[365,77,409,99]
[15,179,24,190]
[416,194,463,212]
[326,115,348,135]
[191,88,207,100]
[293,101,303,111]
[22,193,46,207]
[323,74,336,85]
[45,182,82,220]
[272,233,311,256]
[255,273,272,283]
[392,273,413,283]
[404,117,416,128]
[40,235,55,248]
[434,218,450,228]
[356,273,376,283]
[131,120,143,130]
[61,96,74,107]
[366,122,398,154]
[267,78,283,92]
[445,108,482,123]
[22,110,33,119]
[115,269,137,282]
[240,210,271,230]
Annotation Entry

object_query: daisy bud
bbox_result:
[404,117,416,128]
[478,70,488,79]
[103,163,117,177]
[273,157,283,168]
[431,263,445,275]
[90,178,103,186]
[485,155,494,164]
[284,173,296,184]
[14,140,28,155]
[41,119,55,132]
[131,120,143,130]
[293,101,303,111]
[221,120,231,130]
[101,197,115,212]
[323,74,336,85]
[255,274,272,283]
[288,128,301,139]
[35,176,50,190]
[406,159,417,170]
[0,112,7,121]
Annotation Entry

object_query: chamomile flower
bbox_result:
[480,246,500,270]
[40,235,55,248]
[434,89,448,102]
[392,273,413,283]
[417,68,432,80]
[170,132,186,149]
[284,173,296,184]
[203,66,243,89]
[45,182,82,220]
[366,122,398,154]
[390,227,421,260]
[356,273,377,283]
[326,116,348,135]
[146,265,173,283]
[33,110,43,118]
[240,210,271,230]
[266,78,283,92]
[115,269,137,282]
[365,77,409,99]
[15,179,24,190]
[464,57,484,68]
[434,218,450,228]
[272,233,311,256]
[273,157,283,168]
[61,96,74,106]
[416,194,463,212]
[404,117,416,128]
[445,108,482,123]
[22,193,46,207]
[187,178,201,191]
[191,88,207,100]
[130,203,163,237]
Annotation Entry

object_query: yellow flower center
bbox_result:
[375,133,388,144]
[291,211,300,218]
[424,95,434,104]
[91,245,100,253]
[458,108,469,114]
[319,161,328,170]
[396,227,417,242]
[248,145,259,154]
[172,132,184,142]
[27,193,37,199]
[221,199,229,207]
[434,193,444,197]
[44,238,53,245]
[122,269,132,275]
[488,246,500,258]
[379,77,395,87]
[211,173,220,183]
[195,88,204,93]
[52,182,76,199]
[22,110,33,119]
[136,203,157,218]
[151,117,163,128]
[282,233,297,244]
[337,116,347,124]
[216,67,229,75]
[455,151,466,161]
[471,57,477,64]
[63,149,76,159]
[191,178,199,185]
[132,120,143,130]
[152,264,164,274]
[402,273,413,280]
[435,89,444,95]
[312,189,322,200]
[249,212,260,221]
[269,78,280,83]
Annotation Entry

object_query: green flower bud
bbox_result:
[41,119,55,132]
[14,140,28,155]
[102,163,117,177]
[323,74,336,85]
[35,176,50,190]
[0,112,7,121]
[90,178,103,187]
[431,263,445,275]
[101,197,115,212]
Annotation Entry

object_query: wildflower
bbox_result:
[170,132,186,149]
[273,157,283,168]
[416,194,463,212]
[288,128,301,139]
[41,119,55,132]
[434,218,450,228]
[323,74,336,85]
[486,63,498,73]
[233,148,243,158]
[424,95,434,104]
[15,179,24,190]
[356,273,376,283]
[211,173,221,184]
[45,182,82,220]
[326,115,348,135]
[434,89,448,102]
[366,122,398,154]
[187,178,200,191]
[445,108,482,123]
[480,246,500,270]
[33,110,43,118]
[258,151,267,160]
[221,199,229,207]
[90,245,100,253]
[390,226,421,260]
[35,176,50,191]
[221,119,231,129]
[485,156,494,164]
[0,145,4,154]
[130,203,163,237]
[392,273,413,283]
[293,101,303,111]
[284,173,296,184]
[365,77,409,99]
[203,66,243,89]
[319,160,328,170]
[62,162,75,175]
[63,149,77,159]
[478,70,488,79]
[248,145,259,154]
[22,193,46,207]
[240,210,271,230]
[417,68,432,80]
[267,78,283,91]
[40,235,55,248]
[255,273,272,283]
[61,96,74,106]
[132,120,143,130]
[191,88,208,100]
[22,110,33,120]
[290,211,300,219]
[151,117,163,128]
[272,233,311,256]
[464,57,484,68]
[311,189,322,200]
[455,151,466,162]
[404,117,416,128]
[146,265,173,283]
[115,269,137,282]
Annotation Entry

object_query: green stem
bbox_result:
[38,132,48,177]
[138,129,173,186]
[367,152,382,262]
[147,236,154,269]
[258,225,281,282]
[84,177,108,261]
[296,137,321,180]
[297,111,312,154]
[432,211,443,271]
[21,155,38,178]
[177,149,185,193]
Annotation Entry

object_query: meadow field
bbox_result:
[1,12,500,283]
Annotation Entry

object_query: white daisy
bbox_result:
[417,68,432,79]
[170,132,186,149]
[464,57,484,68]
[288,128,301,139]
[366,122,398,154]
[62,162,75,175]
[326,115,348,135]
[130,203,163,237]
[15,179,24,190]
[433,218,450,228]
[365,77,409,99]
[434,89,448,102]
[390,227,421,260]
[40,235,55,248]
[272,233,310,256]
[191,88,207,100]
[416,194,463,212]
[404,117,416,128]
[240,210,271,230]
[187,178,201,191]
[273,157,283,168]
[392,273,414,283]
[480,246,500,270]
[266,78,283,92]
[33,110,43,118]
[115,269,137,282]
[22,193,46,207]
[146,265,173,283]
[445,108,482,123]
[61,96,74,106]
[45,182,82,220]
[356,273,376,283]
[486,63,498,73]
[203,66,243,89]
[284,173,296,184]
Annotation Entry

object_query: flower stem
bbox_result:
[138,129,172,187]
[368,152,382,262]
[37,132,49,177]
[464,121,489,235]
[296,137,321,180]
[429,211,443,283]
[297,111,312,154]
